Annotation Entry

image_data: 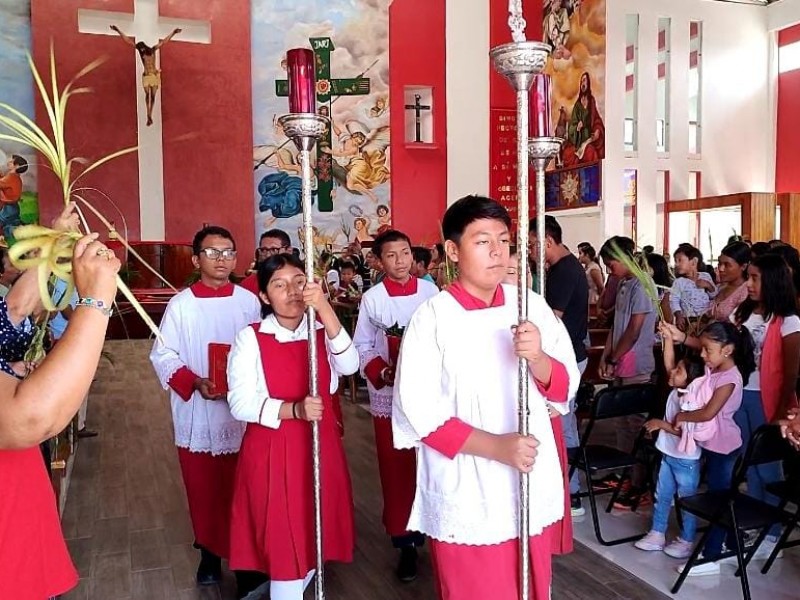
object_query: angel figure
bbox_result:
[543,0,580,60]
[324,120,390,203]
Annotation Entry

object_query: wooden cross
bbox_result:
[276,37,371,212]
[77,0,211,240]
[404,94,431,143]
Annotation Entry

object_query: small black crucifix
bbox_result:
[404,93,431,143]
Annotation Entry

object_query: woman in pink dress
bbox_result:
[707,241,750,322]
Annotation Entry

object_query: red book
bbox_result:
[208,343,232,395]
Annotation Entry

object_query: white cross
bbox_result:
[77,0,211,241]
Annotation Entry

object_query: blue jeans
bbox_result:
[561,358,587,495]
[652,455,700,541]
[735,389,783,537]
[702,448,741,559]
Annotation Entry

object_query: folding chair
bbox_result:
[568,383,659,546]
[761,462,800,574]
[671,425,795,600]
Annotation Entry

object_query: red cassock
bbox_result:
[229,327,355,580]
[549,415,574,555]
[372,416,417,537]
[176,448,238,559]
[0,448,78,599]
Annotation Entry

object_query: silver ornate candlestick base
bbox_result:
[528,136,563,299]
[490,39,551,600]
[278,111,330,600]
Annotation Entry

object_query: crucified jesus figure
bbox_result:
[110,25,182,126]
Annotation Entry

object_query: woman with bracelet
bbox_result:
[0,204,120,600]
[226,253,359,600]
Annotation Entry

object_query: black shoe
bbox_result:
[77,428,98,438]
[396,546,418,583]
[570,495,586,517]
[196,548,222,586]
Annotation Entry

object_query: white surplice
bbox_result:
[150,286,261,455]
[393,284,579,545]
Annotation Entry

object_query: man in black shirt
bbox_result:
[530,215,589,516]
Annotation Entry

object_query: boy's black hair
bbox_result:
[412,246,432,269]
[442,195,511,245]
[339,260,356,272]
[529,215,563,245]
[372,229,411,259]
[192,225,236,256]
[257,253,305,318]
[10,154,28,174]
[260,228,291,248]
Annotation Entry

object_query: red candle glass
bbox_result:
[287,48,316,114]
[529,74,553,138]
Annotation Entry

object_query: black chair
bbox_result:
[761,465,800,574]
[568,383,658,546]
[671,425,795,600]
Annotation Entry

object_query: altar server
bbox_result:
[226,253,358,600]
[352,229,439,581]
[150,225,261,585]
[393,195,579,600]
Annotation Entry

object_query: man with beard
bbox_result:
[561,72,605,167]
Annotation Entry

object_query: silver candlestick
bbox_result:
[278,112,330,600]
[489,39,551,600]
[528,137,563,299]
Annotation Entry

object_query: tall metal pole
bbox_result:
[490,27,551,600]
[278,112,329,600]
[529,139,563,296]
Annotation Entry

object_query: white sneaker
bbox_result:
[664,538,694,559]
[635,531,666,552]
[677,558,721,576]
[751,536,784,561]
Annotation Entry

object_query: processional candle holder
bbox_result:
[278,47,330,600]
[489,2,555,598]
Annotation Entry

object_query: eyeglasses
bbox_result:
[259,246,289,255]
[199,248,237,260]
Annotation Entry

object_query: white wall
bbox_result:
[768,0,800,32]
[604,0,772,254]
[445,0,490,205]
[547,207,604,255]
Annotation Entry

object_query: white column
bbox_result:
[445,0,490,204]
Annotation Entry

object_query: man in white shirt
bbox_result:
[150,226,261,586]
[353,229,438,582]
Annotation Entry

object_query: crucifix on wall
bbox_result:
[404,94,431,143]
[77,0,211,240]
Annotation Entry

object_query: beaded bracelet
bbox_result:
[76,297,113,317]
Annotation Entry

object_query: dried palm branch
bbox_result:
[0,46,161,339]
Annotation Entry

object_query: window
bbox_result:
[779,41,800,74]
[688,171,701,200]
[689,21,702,154]
[625,15,639,152]
[657,18,671,153]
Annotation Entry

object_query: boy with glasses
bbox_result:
[150,226,261,586]
[242,229,292,295]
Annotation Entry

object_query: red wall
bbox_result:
[776,24,800,194]
[32,0,255,262]
[389,0,447,245]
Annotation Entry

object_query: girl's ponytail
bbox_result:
[702,321,756,383]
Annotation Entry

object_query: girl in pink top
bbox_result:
[706,242,750,323]
[668,321,756,573]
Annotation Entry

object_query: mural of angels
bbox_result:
[325,120,390,204]
[543,0,581,60]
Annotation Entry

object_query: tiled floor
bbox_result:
[61,340,667,599]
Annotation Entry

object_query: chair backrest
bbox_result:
[733,425,793,487]
[591,383,658,420]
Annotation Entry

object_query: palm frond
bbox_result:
[610,241,664,322]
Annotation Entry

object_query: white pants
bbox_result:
[269,570,315,600]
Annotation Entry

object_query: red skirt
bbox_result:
[0,448,77,600]
[549,415,573,555]
[373,416,417,537]
[229,417,355,579]
[430,529,555,600]
[176,448,238,559]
